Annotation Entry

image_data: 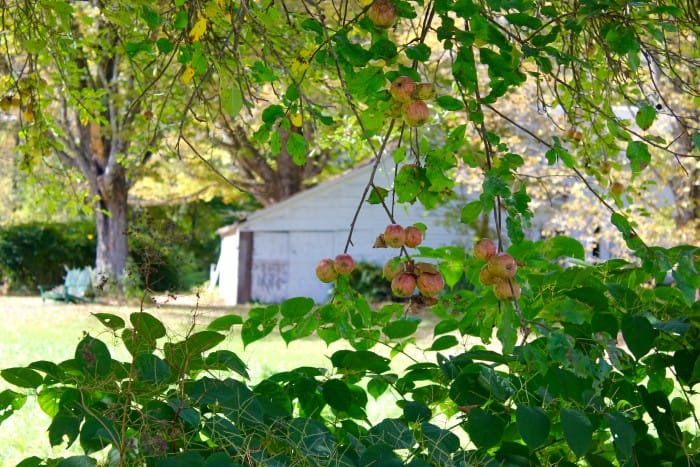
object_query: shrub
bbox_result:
[0,222,95,291]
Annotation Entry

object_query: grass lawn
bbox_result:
[0,294,451,465]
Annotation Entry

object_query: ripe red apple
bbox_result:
[402,100,429,127]
[473,238,497,261]
[390,76,416,103]
[368,0,397,29]
[417,272,445,297]
[487,253,517,279]
[334,254,355,275]
[383,257,403,280]
[315,258,338,283]
[493,279,521,301]
[383,224,406,248]
[412,82,436,100]
[479,264,498,285]
[404,226,423,248]
[391,272,417,298]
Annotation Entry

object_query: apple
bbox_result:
[493,279,521,301]
[610,182,625,196]
[487,253,517,279]
[405,226,423,248]
[334,254,355,275]
[391,272,417,298]
[417,272,445,297]
[412,82,436,100]
[390,76,416,103]
[315,258,338,283]
[383,257,403,280]
[368,0,397,29]
[383,224,406,248]
[473,238,497,261]
[402,100,429,127]
[479,264,498,285]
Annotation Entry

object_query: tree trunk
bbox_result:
[94,163,129,283]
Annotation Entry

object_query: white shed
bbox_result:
[212,162,466,304]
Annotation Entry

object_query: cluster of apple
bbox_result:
[377,224,445,298]
[473,238,521,301]
[384,258,445,298]
[315,253,355,283]
[388,75,435,127]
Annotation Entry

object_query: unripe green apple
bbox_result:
[411,82,436,100]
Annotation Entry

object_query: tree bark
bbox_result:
[94,163,129,283]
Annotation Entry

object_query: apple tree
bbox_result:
[0,0,698,466]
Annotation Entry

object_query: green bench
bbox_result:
[39,267,94,303]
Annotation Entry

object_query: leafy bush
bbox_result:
[347,261,395,302]
[1,239,697,466]
[0,222,95,291]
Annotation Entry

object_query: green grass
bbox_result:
[0,295,442,465]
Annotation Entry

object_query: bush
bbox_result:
[0,222,95,291]
[347,261,395,302]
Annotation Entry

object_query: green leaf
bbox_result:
[505,13,542,29]
[626,141,651,173]
[262,104,284,123]
[460,200,482,224]
[368,418,415,449]
[241,317,277,347]
[368,185,389,204]
[367,377,389,399]
[516,406,550,450]
[141,5,162,29]
[435,95,465,111]
[91,313,125,330]
[174,10,188,29]
[1,367,43,388]
[466,408,505,448]
[23,39,45,54]
[281,296,314,319]
[156,37,174,54]
[635,104,657,130]
[546,236,585,260]
[286,132,308,166]
[360,444,403,466]
[560,408,593,457]
[130,312,166,341]
[403,401,432,423]
[55,456,97,467]
[205,350,249,378]
[405,43,431,62]
[207,313,243,331]
[607,411,635,461]
[75,335,111,378]
[322,379,352,411]
[49,409,81,447]
[383,319,420,339]
[0,389,27,424]
[331,350,390,374]
[429,335,458,351]
[270,129,282,155]
[134,353,172,386]
[221,84,243,118]
[621,315,657,359]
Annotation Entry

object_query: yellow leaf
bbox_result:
[189,14,208,42]
[290,57,309,79]
[181,65,195,84]
[360,0,374,6]
[290,113,303,127]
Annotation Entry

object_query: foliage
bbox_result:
[1,239,698,465]
[0,0,698,465]
[347,261,395,303]
[0,222,95,292]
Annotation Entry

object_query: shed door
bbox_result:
[250,232,290,303]
[288,231,336,303]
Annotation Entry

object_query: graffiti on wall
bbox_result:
[251,260,289,303]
